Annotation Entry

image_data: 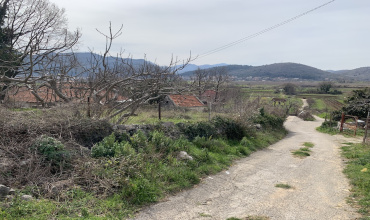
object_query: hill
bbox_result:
[181,62,333,81]
[335,67,370,81]
[231,63,332,80]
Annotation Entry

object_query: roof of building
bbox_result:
[168,94,205,107]
[5,86,127,104]
[201,90,216,98]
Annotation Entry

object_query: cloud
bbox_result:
[49,0,370,70]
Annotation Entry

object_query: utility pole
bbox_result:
[363,111,369,144]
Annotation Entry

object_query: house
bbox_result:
[4,85,128,107]
[163,94,205,110]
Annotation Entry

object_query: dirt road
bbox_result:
[133,116,360,220]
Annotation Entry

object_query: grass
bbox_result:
[121,108,228,124]
[303,142,314,148]
[341,143,370,218]
[292,142,314,158]
[317,124,365,138]
[275,183,293,189]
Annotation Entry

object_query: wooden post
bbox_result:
[340,112,345,132]
[363,111,370,144]
[158,101,161,121]
[87,96,91,118]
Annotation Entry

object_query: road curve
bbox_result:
[133,116,360,220]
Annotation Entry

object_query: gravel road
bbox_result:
[133,115,361,220]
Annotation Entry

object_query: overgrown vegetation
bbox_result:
[0,104,287,219]
[341,143,370,218]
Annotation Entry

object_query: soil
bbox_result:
[133,112,361,219]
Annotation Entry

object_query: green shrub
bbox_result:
[91,133,136,158]
[254,108,285,129]
[212,116,247,141]
[122,177,162,205]
[149,131,172,153]
[180,121,217,140]
[91,133,117,158]
[32,135,70,170]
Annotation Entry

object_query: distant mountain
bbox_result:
[181,62,333,81]
[177,63,229,74]
[335,67,370,81]
[73,52,148,69]
[231,63,332,80]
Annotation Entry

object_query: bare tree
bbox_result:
[210,66,229,102]
[0,0,80,101]
[82,23,192,123]
[191,67,210,97]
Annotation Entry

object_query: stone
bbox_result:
[0,185,10,198]
[255,124,262,129]
[8,188,15,195]
[21,195,33,201]
[49,179,73,195]
[178,151,193,161]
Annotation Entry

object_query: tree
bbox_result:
[81,23,191,123]
[283,83,297,95]
[0,0,80,101]
[0,0,18,101]
[341,88,370,118]
[191,67,210,97]
[318,82,333,94]
[210,66,229,102]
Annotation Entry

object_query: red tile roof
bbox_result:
[5,86,127,104]
[168,95,205,107]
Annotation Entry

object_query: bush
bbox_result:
[212,116,247,141]
[180,121,217,140]
[32,135,71,171]
[254,108,285,129]
[91,133,136,158]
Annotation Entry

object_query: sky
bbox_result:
[49,0,370,70]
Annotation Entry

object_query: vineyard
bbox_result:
[323,98,344,110]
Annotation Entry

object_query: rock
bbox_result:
[178,151,193,161]
[21,195,33,201]
[255,124,262,129]
[8,188,15,195]
[49,179,73,195]
[0,185,10,198]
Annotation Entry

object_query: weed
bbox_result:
[303,142,314,148]
[275,183,293,189]
[292,150,310,157]
[199,212,212,217]
[341,143,370,217]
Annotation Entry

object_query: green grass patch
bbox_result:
[341,143,370,217]
[292,142,315,158]
[303,142,314,148]
[275,183,293,189]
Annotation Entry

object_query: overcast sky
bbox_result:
[49,0,370,70]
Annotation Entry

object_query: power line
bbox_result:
[197,0,337,59]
